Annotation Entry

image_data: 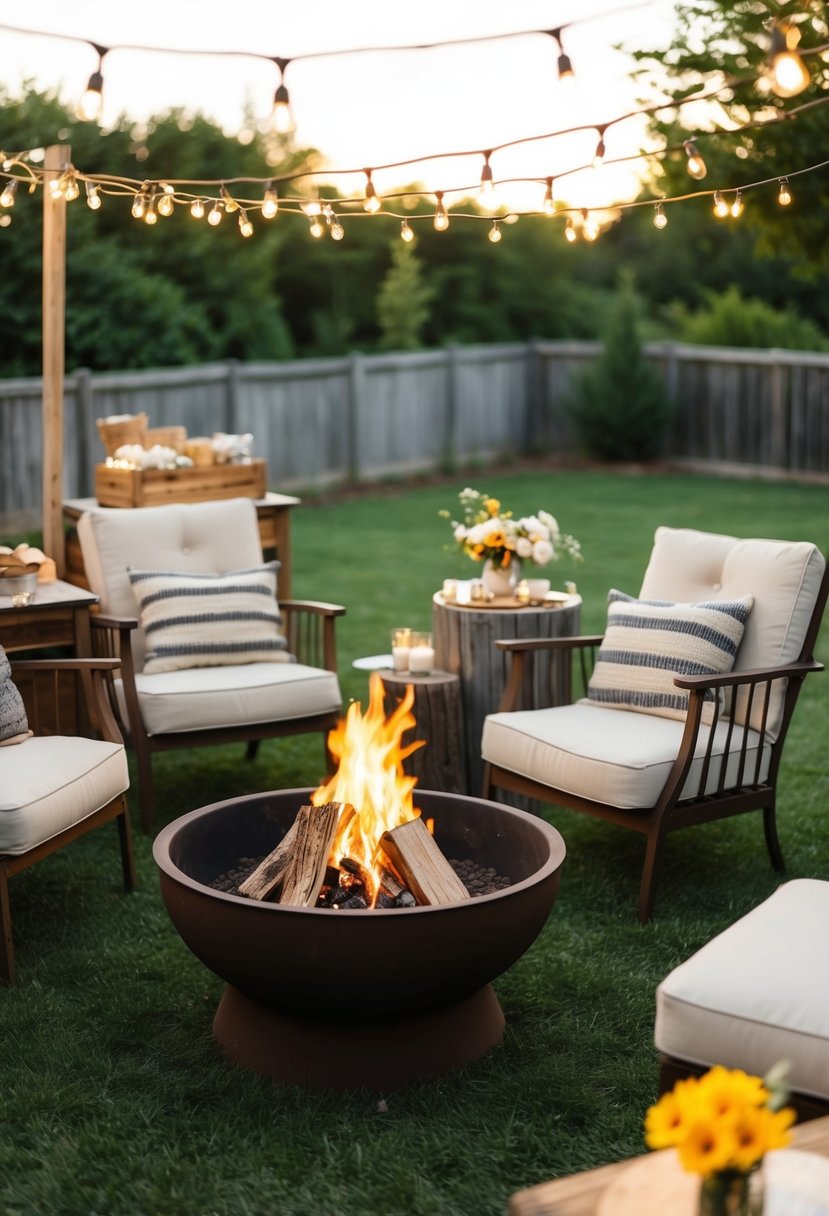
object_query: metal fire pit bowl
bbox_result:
[154,788,566,1090]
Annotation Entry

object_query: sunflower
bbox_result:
[677,1117,735,1176]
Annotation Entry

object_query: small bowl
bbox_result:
[526,578,551,601]
[0,570,38,601]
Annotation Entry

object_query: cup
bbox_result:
[442,578,458,602]
[526,578,551,602]
[470,580,486,602]
[391,627,412,671]
[408,631,435,675]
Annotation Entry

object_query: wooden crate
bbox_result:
[94,459,268,508]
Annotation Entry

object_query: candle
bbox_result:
[390,627,412,671]
[408,644,435,674]
[515,579,531,605]
[442,578,457,602]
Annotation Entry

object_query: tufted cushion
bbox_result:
[640,528,826,737]
[481,701,771,810]
[77,498,265,672]
[0,645,31,746]
[111,661,342,736]
[655,879,829,1102]
[128,563,289,675]
[0,735,129,853]
[587,589,752,723]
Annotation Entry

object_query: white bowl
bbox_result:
[0,570,38,598]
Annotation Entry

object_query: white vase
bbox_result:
[481,556,521,597]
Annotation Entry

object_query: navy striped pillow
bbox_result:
[128,563,290,675]
[587,589,753,722]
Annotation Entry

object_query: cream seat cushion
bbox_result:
[0,735,129,854]
[115,661,342,736]
[655,879,829,1101]
[481,701,771,810]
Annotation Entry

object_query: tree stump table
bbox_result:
[378,669,466,794]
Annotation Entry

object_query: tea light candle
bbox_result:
[408,643,435,674]
[442,579,457,602]
[515,579,531,605]
[11,590,34,608]
[470,580,486,602]
[391,627,412,671]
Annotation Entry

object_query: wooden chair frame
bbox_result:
[483,566,829,923]
[1,658,136,985]
[89,599,345,834]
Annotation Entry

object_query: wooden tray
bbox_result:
[95,459,267,508]
[446,591,571,610]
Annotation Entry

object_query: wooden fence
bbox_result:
[2,340,829,527]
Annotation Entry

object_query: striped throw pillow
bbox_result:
[587,589,753,722]
[128,563,291,675]
[0,644,32,746]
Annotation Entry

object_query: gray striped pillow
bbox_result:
[587,589,753,723]
[128,563,290,675]
[0,644,32,745]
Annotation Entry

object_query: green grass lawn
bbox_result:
[2,467,827,1216]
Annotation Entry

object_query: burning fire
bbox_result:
[312,673,425,901]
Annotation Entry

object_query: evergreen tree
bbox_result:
[376,241,434,350]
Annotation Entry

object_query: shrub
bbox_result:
[567,273,671,461]
[667,286,829,352]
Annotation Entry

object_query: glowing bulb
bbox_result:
[302,199,322,217]
[331,221,345,241]
[131,193,146,219]
[190,198,205,219]
[433,192,449,232]
[262,184,278,218]
[478,155,497,212]
[363,172,381,214]
[542,178,555,217]
[730,191,744,218]
[48,178,63,200]
[582,210,599,241]
[63,174,80,202]
[564,217,577,242]
[0,180,17,208]
[593,129,606,168]
[309,218,324,238]
[400,220,414,242]
[488,221,501,243]
[238,209,254,238]
[683,140,707,181]
[157,192,174,217]
[144,197,158,225]
[221,188,238,214]
[78,68,104,122]
[653,203,667,229]
[778,178,792,206]
[272,83,296,134]
[85,181,101,210]
[770,21,811,97]
[550,29,574,82]
[713,191,729,218]
[208,201,223,226]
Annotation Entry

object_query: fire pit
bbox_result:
[154,787,565,1091]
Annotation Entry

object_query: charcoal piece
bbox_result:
[374,892,397,909]
[339,856,373,894]
[340,894,369,910]
[397,890,416,908]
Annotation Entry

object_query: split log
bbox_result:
[279,802,342,908]
[379,817,469,906]
[238,817,300,900]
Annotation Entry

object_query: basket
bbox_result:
[145,425,187,453]
[96,412,149,457]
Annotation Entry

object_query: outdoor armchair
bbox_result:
[77,497,345,833]
[1,653,135,985]
[482,527,828,923]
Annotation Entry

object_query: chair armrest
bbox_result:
[10,657,124,744]
[673,659,824,691]
[495,636,604,713]
[91,613,138,632]
[495,635,604,653]
[279,601,346,672]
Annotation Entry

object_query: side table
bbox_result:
[0,579,99,656]
[378,669,466,794]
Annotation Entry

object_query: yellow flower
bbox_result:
[726,1104,793,1172]
[677,1116,736,1177]
[697,1065,769,1117]
[484,498,501,516]
[644,1079,700,1149]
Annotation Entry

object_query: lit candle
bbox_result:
[391,627,412,671]
[408,643,435,674]
[516,579,531,605]
[442,578,457,602]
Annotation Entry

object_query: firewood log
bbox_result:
[379,817,469,906]
[278,802,342,908]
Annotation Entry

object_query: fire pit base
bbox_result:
[213,982,506,1092]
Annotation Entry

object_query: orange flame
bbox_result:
[312,673,425,901]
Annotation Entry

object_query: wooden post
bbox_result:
[42,144,71,574]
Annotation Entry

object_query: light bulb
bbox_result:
[63,174,80,201]
[238,210,254,238]
[78,68,104,122]
[549,29,574,82]
[0,180,17,208]
[593,129,606,168]
[433,192,449,231]
[85,181,101,210]
[564,217,577,243]
[542,178,555,217]
[582,210,599,241]
[144,198,158,225]
[272,82,296,135]
[488,221,501,243]
[778,178,792,206]
[713,191,729,218]
[262,184,278,218]
[309,218,324,238]
[48,177,64,200]
[190,198,205,219]
[770,21,811,97]
[478,155,497,212]
[331,221,345,241]
[302,199,322,217]
[221,188,238,214]
[684,140,707,181]
[131,193,146,219]
[157,193,174,217]
[730,191,744,218]
[653,203,667,229]
[400,220,414,243]
[364,172,381,214]
[208,201,223,226]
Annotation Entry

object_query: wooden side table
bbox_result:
[0,579,98,656]
[378,669,466,794]
[61,491,300,599]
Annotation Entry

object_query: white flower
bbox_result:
[532,539,554,566]
[538,511,560,539]
[454,524,467,542]
[516,536,533,559]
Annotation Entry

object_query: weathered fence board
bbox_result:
[2,341,829,530]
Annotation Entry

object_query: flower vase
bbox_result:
[697,1166,765,1216]
[481,556,521,597]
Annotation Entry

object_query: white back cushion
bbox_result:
[640,527,825,735]
[78,498,265,671]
